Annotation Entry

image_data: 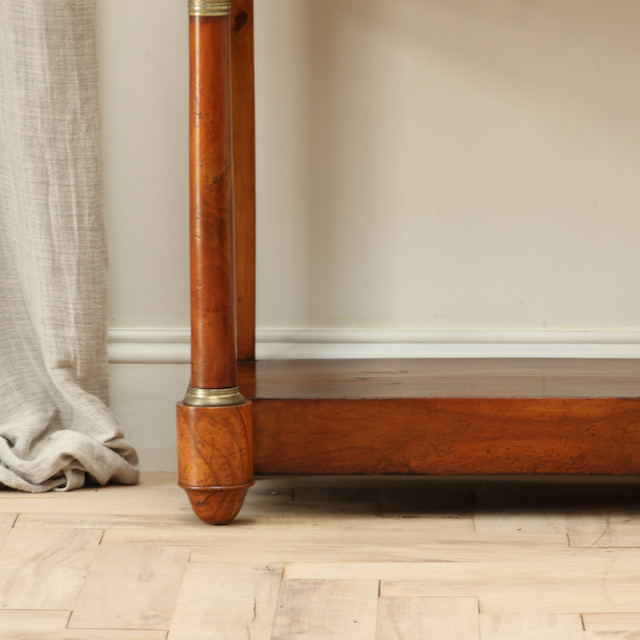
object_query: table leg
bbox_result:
[177,0,253,525]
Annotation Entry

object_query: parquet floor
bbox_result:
[1,473,640,639]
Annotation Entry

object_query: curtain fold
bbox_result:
[0,0,139,491]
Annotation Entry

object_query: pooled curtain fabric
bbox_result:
[0,1,139,490]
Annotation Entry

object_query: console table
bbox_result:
[176,0,640,524]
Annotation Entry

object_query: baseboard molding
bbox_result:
[107,329,191,364]
[107,328,640,363]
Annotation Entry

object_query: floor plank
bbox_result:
[584,634,640,639]
[569,509,640,548]
[583,614,640,631]
[480,613,584,639]
[4,631,168,640]
[380,559,640,613]
[168,563,283,640]
[103,511,483,547]
[0,528,101,609]
[376,596,479,639]
[14,511,206,530]
[0,611,70,638]
[0,473,186,516]
[68,544,190,630]
[283,555,640,580]
[183,530,570,564]
[271,579,379,640]
[4,473,640,638]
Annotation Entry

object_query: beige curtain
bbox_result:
[0,0,139,491]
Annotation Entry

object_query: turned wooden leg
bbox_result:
[178,0,253,525]
[177,402,252,524]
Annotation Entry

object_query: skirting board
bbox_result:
[107,328,640,363]
[108,361,188,472]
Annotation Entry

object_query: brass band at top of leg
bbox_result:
[189,0,231,16]
[183,385,246,407]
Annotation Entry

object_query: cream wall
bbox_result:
[98,0,640,469]
[256,0,640,332]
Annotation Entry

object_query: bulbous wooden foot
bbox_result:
[181,485,252,525]
[177,401,253,525]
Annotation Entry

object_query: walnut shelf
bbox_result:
[239,359,640,477]
[238,358,640,399]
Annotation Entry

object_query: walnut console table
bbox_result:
[176,0,640,524]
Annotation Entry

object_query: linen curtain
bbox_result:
[0,0,139,490]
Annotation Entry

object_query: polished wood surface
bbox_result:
[238,358,640,399]
[177,402,253,524]
[189,15,238,390]
[180,13,253,526]
[231,0,256,362]
[237,359,640,476]
[251,396,640,475]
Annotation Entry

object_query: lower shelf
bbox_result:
[238,358,640,476]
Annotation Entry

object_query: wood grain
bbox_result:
[238,358,640,399]
[272,579,379,640]
[189,14,238,390]
[231,0,256,362]
[583,614,640,631]
[0,473,186,517]
[169,563,282,640]
[188,530,569,563]
[2,473,640,636]
[382,560,640,613]
[0,528,101,609]
[177,401,253,524]
[2,629,167,640]
[252,397,640,475]
[568,508,640,548]
[584,634,640,639]
[480,613,584,639]
[238,359,640,479]
[0,611,70,637]
[14,511,198,530]
[69,544,190,630]
[376,596,480,639]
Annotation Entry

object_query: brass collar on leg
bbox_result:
[189,0,231,16]
[183,386,246,407]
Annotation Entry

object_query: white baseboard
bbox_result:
[107,328,640,362]
[108,360,188,472]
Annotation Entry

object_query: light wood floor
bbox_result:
[1,472,640,639]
